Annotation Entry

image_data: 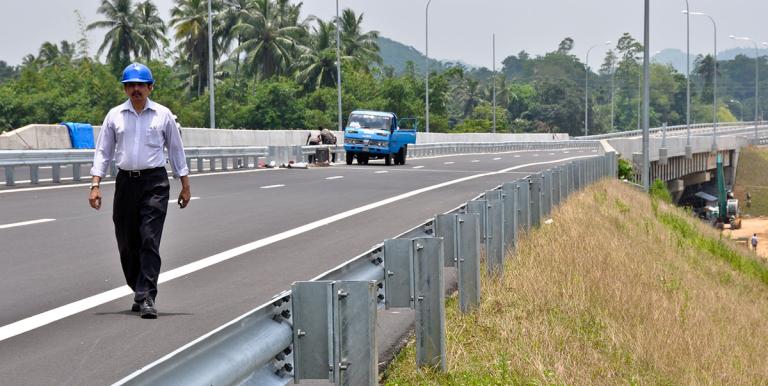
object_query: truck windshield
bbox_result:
[348,114,392,130]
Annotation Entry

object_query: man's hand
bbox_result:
[89,177,102,210]
[178,176,191,209]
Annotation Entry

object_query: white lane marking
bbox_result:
[444,161,455,165]
[0,218,56,230]
[471,160,479,163]
[564,151,570,154]
[260,184,284,189]
[0,154,597,342]
[549,153,555,156]
[533,154,539,157]
[592,150,598,152]
[325,176,344,180]
[513,155,521,158]
[412,165,424,169]
[493,157,502,160]
[375,171,389,174]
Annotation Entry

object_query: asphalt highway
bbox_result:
[0,148,599,385]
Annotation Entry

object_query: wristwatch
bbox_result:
[90,183,100,190]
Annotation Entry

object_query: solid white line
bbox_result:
[412,165,424,169]
[444,161,455,165]
[375,171,389,174]
[325,176,344,180]
[0,218,56,230]
[260,184,284,189]
[0,154,597,342]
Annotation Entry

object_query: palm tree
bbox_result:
[216,0,254,77]
[135,1,169,61]
[170,0,221,96]
[232,0,307,79]
[88,0,147,71]
[337,8,381,71]
[295,18,352,90]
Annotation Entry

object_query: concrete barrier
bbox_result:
[1,124,569,150]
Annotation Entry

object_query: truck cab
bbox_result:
[343,110,417,165]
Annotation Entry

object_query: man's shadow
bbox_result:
[95,310,194,317]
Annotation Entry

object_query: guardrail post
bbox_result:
[435,214,457,268]
[29,165,39,184]
[292,280,378,385]
[72,163,82,182]
[5,166,15,186]
[552,167,561,207]
[413,237,446,370]
[52,164,61,183]
[209,157,216,172]
[570,162,578,192]
[466,199,488,244]
[517,178,530,232]
[529,174,542,228]
[501,182,518,251]
[196,158,203,173]
[560,165,568,201]
[485,190,505,273]
[542,170,553,217]
[456,213,480,312]
[222,157,229,171]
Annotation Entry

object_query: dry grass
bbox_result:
[383,180,768,385]
[734,146,768,217]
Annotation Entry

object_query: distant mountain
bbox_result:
[652,47,768,75]
[377,36,476,75]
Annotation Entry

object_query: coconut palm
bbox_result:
[216,0,255,77]
[87,0,147,71]
[170,0,221,96]
[232,0,308,79]
[337,8,381,71]
[135,1,169,61]
[295,18,352,90]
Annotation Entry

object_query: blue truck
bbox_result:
[343,110,417,165]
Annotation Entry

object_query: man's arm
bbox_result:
[89,113,115,210]
[178,175,191,208]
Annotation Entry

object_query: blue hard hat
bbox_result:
[121,63,154,84]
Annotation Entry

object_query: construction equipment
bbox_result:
[715,154,742,229]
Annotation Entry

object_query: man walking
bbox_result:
[89,63,191,319]
[751,233,758,252]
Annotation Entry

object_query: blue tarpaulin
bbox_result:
[61,122,95,149]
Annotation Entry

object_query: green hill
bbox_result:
[384,179,768,384]
[378,36,454,75]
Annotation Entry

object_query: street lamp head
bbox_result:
[762,42,768,47]
[605,41,612,45]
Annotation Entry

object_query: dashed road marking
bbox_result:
[493,157,502,160]
[260,184,285,189]
[514,155,521,158]
[412,166,424,169]
[0,219,56,230]
[444,161,455,165]
[375,171,389,174]
[471,160,479,163]
[325,176,344,180]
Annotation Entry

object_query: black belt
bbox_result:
[118,167,166,178]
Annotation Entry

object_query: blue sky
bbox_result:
[2,0,767,67]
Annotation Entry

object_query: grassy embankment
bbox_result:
[733,146,768,217]
[383,179,768,384]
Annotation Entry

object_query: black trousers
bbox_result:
[113,167,170,303]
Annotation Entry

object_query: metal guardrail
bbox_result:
[0,146,269,186]
[115,151,618,386]
[576,121,759,140]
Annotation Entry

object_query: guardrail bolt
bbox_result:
[282,295,290,302]
[275,352,286,361]
[272,299,283,307]
[371,257,383,265]
[284,347,292,355]
[416,243,424,251]
[377,294,385,301]
[338,362,349,371]
[337,290,349,299]
[283,363,293,373]
[281,309,291,319]
[377,282,384,289]
[297,329,306,337]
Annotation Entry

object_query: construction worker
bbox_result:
[320,128,337,162]
[751,233,758,252]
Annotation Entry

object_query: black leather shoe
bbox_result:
[139,298,157,319]
[131,302,140,312]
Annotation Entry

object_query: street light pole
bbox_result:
[729,36,759,140]
[684,0,690,146]
[425,0,433,133]
[492,33,496,134]
[335,0,343,131]
[686,11,718,151]
[610,59,615,131]
[642,0,650,191]
[585,41,611,136]
[207,0,215,129]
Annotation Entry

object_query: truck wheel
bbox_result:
[358,153,369,165]
[402,145,408,165]
[346,152,354,165]
[384,155,392,165]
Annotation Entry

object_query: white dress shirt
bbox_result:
[90,99,189,178]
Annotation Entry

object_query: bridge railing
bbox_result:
[114,151,618,386]
[0,146,269,186]
[576,121,759,140]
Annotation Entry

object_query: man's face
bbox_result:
[123,82,153,104]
